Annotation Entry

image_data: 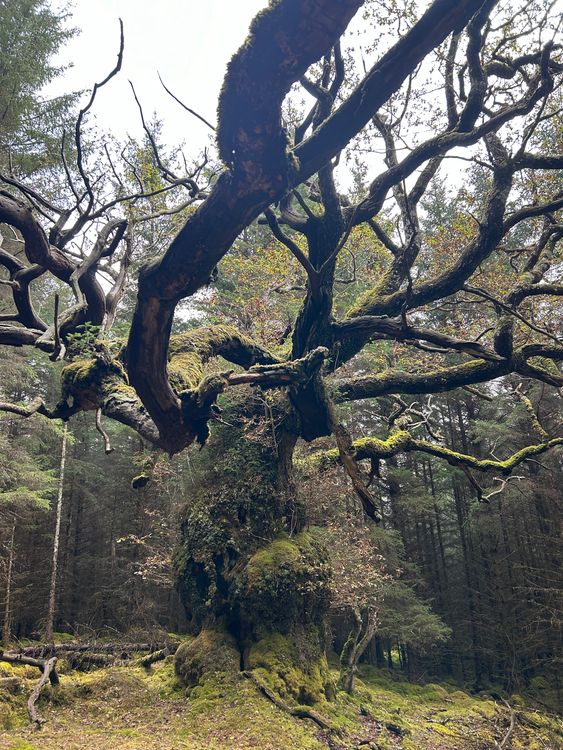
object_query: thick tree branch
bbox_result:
[294,0,488,176]
[333,343,563,402]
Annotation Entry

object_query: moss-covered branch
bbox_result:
[334,342,563,403]
[168,329,327,447]
[407,436,563,475]
[60,353,161,445]
[315,429,563,479]
[333,358,513,402]
[168,324,278,392]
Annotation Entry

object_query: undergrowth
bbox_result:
[0,650,561,750]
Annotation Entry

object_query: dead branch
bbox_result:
[0,652,59,684]
[157,72,215,131]
[494,698,516,750]
[95,408,114,454]
[27,656,57,728]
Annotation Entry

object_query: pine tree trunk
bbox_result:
[2,516,16,647]
[45,423,68,644]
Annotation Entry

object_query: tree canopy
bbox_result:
[0,0,561,490]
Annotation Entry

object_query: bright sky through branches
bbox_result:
[47,0,265,153]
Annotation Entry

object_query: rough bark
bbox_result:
[174,393,335,705]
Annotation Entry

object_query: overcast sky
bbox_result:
[47,0,267,155]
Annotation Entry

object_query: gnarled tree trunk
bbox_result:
[174,393,335,705]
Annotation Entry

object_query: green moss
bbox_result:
[170,324,247,360]
[61,357,96,385]
[175,627,240,691]
[246,631,335,706]
[61,356,135,411]
[174,400,292,624]
[182,668,326,750]
[353,430,412,458]
[412,436,563,474]
[1,660,562,749]
[236,531,332,632]
[304,429,412,471]
[168,325,273,393]
[306,426,563,480]
[168,351,204,391]
[245,537,301,583]
[345,270,400,318]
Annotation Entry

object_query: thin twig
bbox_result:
[158,72,215,131]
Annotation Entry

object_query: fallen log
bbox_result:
[20,641,173,658]
[0,653,59,685]
[139,644,178,668]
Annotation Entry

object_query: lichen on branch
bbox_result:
[306,424,563,509]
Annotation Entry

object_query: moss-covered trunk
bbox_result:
[174,393,335,705]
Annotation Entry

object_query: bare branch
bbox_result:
[158,72,215,131]
[74,20,125,211]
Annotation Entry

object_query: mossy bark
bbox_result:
[174,393,334,704]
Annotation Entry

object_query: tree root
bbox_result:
[242,670,333,730]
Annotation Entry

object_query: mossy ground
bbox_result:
[0,656,561,750]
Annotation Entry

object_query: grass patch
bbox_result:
[0,659,561,749]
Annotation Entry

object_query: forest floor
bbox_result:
[0,648,561,750]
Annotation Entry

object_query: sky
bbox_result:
[47,0,267,155]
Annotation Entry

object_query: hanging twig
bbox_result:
[95,408,114,454]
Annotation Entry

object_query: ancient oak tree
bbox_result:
[0,0,562,703]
